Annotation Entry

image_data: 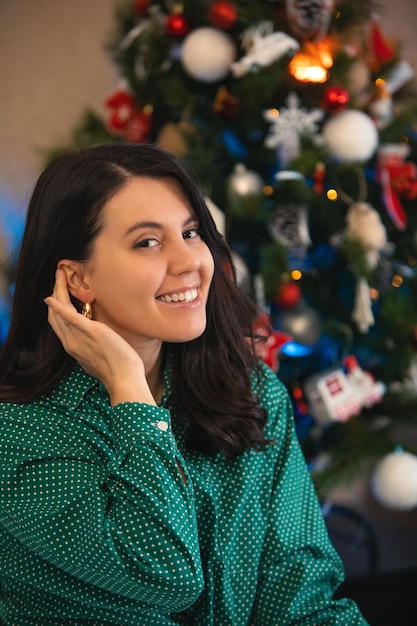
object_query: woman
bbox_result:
[0,144,367,625]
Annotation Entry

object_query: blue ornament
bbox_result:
[281,342,316,357]
[311,244,338,269]
[222,130,248,158]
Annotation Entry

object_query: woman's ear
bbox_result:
[57,260,94,303]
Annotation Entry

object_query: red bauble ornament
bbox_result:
[208,1,237,30]
[124,109,152,143]
[105,90,136,132]
[134,0,150,16]
[275,281,301,309]
[104,90,152,143]
[166,13,189,37]
[321,85,350,112]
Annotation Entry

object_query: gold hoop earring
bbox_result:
[81,302,92,319]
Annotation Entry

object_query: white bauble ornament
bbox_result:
[371,449,417,511]
[323,110,379,162]
[181,27,236,83]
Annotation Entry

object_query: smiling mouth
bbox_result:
[157,288,199,303]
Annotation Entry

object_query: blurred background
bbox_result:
[1,1,416,239]
[0,2,415,206]
[2,1,417,622]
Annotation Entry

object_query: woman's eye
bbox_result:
[134,238,159,248]
[183,227,200,240]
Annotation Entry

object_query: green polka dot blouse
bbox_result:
[0,362,368,625]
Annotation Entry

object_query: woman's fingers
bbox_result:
[44,295,88,356]
[45,267,88,336]
[44,296,82,330]
[52,267,77,307]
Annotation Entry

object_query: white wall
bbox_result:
[0,0,117,214]
[0,0,416,225]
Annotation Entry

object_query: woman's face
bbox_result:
[82,176,215,351]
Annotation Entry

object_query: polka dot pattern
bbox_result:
[0,363,368,625]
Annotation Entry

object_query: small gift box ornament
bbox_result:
[303,355,385,425]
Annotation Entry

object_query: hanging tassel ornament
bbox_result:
[338,167,388,333]
[345,201,388,270]
[340,167,388,270]
[352,277,374,334]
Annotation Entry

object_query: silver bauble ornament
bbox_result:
[227,164,264,198]
[226,164,264,217]
[275,302,321,345]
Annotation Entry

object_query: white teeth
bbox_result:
[158,288,198,303]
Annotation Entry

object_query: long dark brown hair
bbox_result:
[0,144,269,458]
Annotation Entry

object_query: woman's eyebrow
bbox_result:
[124,221,162,237]
[124,215,198,237]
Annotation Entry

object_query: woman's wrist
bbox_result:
[107,376,157,408]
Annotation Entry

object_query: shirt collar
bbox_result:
[46,363,99,410]
[46,359,173,410]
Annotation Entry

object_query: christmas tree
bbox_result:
[49,0,417,502]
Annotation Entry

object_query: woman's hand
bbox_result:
[44,268,156,406]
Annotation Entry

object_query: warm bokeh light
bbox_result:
[291,269,302,281]
[392,274,403,288]
[266,108,279,119]
[289,39,334,83]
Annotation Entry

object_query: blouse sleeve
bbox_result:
[0,396,204,613]
[250,368,369,625]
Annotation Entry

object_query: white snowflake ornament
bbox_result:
[264,92,324,167]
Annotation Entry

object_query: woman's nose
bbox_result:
[168,238,201,274]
